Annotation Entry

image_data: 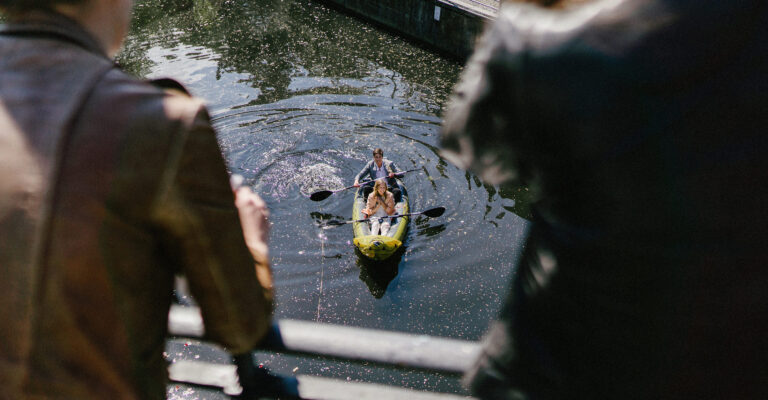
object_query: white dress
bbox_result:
[369,206,391,236]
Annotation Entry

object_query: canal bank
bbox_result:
[314,0,498,61]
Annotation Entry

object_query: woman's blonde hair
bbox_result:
[373,179,389,202]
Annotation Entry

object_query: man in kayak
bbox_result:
[353,148,402,202]
[0,1,287,398]
[440,0,768,399]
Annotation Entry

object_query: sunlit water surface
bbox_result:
[119,0,531,396]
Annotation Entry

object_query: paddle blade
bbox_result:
[323,220,346,226]
[422,207,445,218]
[310,190,333,201]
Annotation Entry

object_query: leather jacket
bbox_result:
[441,0,768,398]
[0,12,272,400]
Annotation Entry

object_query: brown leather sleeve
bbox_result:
[152,96,272,353]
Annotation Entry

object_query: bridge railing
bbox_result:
[167,305,481,399]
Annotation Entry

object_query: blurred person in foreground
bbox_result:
[441,0,768,398]
[0,0,279,399]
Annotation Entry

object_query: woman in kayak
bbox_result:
[361,179,396,235]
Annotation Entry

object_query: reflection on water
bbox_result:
[121,0,458,114]
[356,250,402,299]
[118,0,532,395]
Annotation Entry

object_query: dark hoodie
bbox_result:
[441,1,768,398]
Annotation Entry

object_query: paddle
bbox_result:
[309,168,421,201]
[323,206,445,226]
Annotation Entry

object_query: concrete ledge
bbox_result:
[314,0,496,60]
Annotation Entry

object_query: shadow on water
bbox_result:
[499,182,533,220]
[415,223,446,238]
[309,211,346,228]
[355,247,404,299]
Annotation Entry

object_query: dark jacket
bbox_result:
[354,158,399,186]
[441,1,768,398]
[0,12,271,400]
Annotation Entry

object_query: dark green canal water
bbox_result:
[119,0,531,397]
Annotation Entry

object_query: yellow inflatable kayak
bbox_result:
[352,179,409,261]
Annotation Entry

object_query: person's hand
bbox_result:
[234,185,273,290]
[353,180,360,187]
[388,172,395,178]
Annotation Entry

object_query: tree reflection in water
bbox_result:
[119,0,461,113]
